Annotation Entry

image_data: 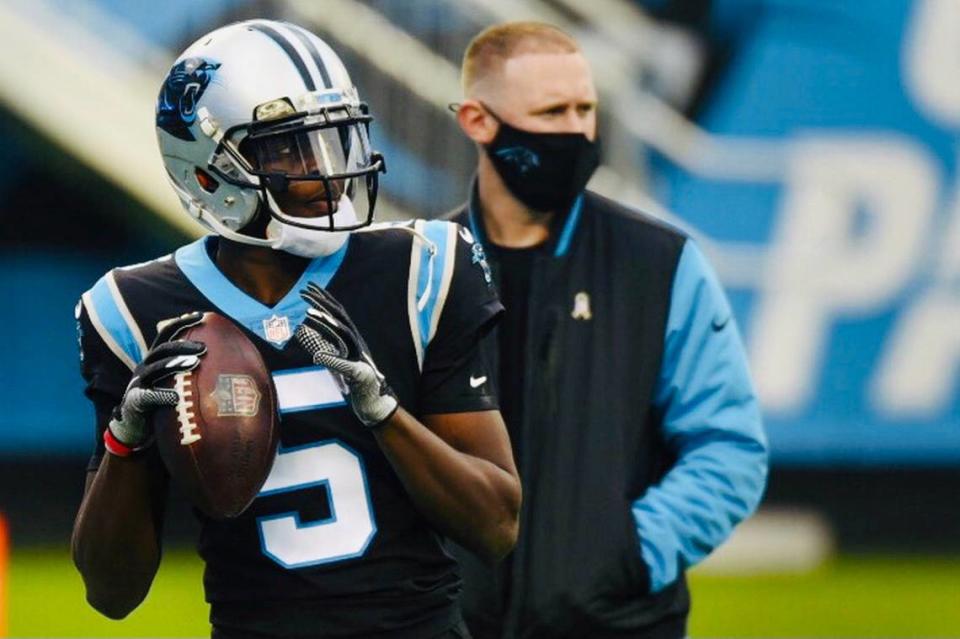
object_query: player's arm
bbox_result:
[377,407,519,562]
[72,311,206,618]
[72,440,169,619]
[296,283,520,561]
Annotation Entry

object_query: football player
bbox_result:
[71,20,520,639]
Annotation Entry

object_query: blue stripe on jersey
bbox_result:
[633,240,768,592]
[174,236,349,349]
[87,273,144,365]
[416,221,453,355]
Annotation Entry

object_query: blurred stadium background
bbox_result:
[1,0,958,636]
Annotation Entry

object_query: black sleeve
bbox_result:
[418,225,503,415]
[77,300,132,470]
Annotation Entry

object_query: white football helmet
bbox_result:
[156,20,386,256]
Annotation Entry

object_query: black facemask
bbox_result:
[482,104,600,213]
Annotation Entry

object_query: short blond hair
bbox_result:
[461,21,580,94]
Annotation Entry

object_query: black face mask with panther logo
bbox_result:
[482,103,600,213]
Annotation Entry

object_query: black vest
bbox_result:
[446,190,690,639]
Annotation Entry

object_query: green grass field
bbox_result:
[7,547,960,637]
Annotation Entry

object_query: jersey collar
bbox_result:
[174,236,348,349]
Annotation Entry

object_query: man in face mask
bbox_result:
[456,24,600,238]
[446,21,768,639]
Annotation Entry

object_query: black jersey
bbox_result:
[76,221,502,638]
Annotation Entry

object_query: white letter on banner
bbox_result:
[748,136,936,412]
[904,0,960,128]
[935,175,960,285]
[872,186,960,416]
[872,288,960,416]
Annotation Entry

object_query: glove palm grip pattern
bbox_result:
[295,284,399,428]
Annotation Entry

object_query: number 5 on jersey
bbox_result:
[256,441,377,568]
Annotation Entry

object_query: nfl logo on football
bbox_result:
[263,314,291,344]
[213,374,262,418]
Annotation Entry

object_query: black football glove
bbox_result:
[106,312,207,454]
[295,283,398,428]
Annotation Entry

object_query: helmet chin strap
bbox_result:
[264,193,357,258]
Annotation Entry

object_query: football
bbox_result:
[154,312,279,519]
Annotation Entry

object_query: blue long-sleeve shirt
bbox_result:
[634,240,769,592]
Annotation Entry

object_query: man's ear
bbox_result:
[457,99,498,145]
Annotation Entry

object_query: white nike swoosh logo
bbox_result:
[469,375,487,388]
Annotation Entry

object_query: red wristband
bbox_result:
[103,428,135,457]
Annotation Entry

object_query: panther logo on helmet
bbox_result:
[157,58,221,141]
